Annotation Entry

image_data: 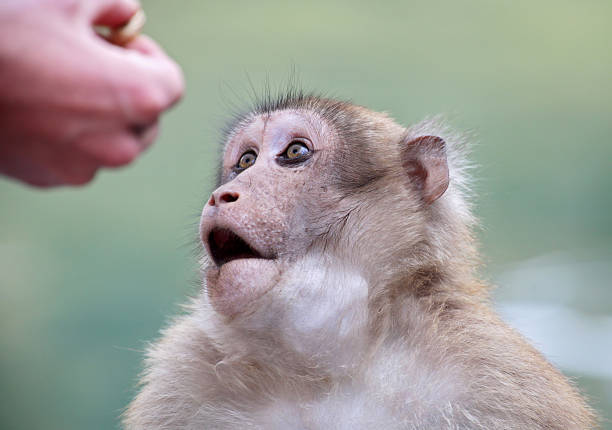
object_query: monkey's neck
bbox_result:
[213,255,484,385]
[209,255,368,376]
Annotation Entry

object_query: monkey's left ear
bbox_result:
[400,135,449,204]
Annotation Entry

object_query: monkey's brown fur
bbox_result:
[124,93,597,429]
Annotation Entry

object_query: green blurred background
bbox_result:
[1,1,611,428]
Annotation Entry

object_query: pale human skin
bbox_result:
[124,93,597,429]
[0,0,184,187]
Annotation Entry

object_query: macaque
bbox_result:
[124,92,596,429]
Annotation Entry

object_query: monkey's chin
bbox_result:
[205,258,281,317]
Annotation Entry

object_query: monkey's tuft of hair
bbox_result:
[124,90,597,430]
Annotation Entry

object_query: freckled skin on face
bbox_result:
[199,110,335,316]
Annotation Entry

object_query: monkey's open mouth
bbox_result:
[208,228,264,266]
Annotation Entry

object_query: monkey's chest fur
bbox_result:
[125,273,593,430]
[252,382,441,430]
[127,292,471,430]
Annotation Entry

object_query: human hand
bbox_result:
[0,0,184,187]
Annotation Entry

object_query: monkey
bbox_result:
[123,91,597,429]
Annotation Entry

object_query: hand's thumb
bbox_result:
[87,0,140,28]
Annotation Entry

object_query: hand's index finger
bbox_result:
[101,37,184,123]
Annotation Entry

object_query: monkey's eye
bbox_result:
[285,142,309,159]
[277,141,312,166]
[236,151,257,171]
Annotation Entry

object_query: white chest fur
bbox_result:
[256,386,404,430]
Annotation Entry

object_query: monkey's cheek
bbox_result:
[206,259,280,317]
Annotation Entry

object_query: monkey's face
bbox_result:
[200,110,338,316]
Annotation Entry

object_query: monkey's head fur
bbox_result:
[198,91,479,368]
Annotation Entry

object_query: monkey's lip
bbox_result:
[207,228,271,267]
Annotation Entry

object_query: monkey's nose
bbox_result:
[208,191,239,206]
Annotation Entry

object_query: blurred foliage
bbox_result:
[1,1,610,429]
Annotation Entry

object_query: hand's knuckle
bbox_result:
[169,64,185,102]
[130,83,167,119]
[100,143,140,167]
[69,170,97,186]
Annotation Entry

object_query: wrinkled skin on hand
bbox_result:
[0,0,184,187]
